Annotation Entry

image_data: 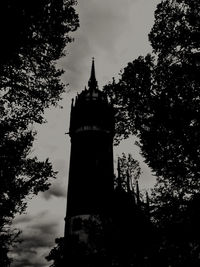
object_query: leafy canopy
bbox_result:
[104,0,200,197]
[0,0,79,264]
[104,1,200,265]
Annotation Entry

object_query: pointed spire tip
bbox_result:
[88,57,98,90]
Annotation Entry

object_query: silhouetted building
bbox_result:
[64,60,152,267]
[64,59,115,266]
[66,59,114,218]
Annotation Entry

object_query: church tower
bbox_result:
[64,59,115,266]
[66,59,114,218]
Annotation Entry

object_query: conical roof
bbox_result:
[88,57,98,90]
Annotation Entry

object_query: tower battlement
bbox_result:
[69,60,114,137]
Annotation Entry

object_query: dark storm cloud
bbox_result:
[16,230,55,250]
[12,213,60,267]
[12,254,48,267]
[12,258,44,267]
[13,212,58,249]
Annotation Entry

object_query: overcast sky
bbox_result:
[11,1,160,266]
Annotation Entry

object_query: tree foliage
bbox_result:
[116,153,141,192]
[46,237,65,267]
[0,0,79,125]
[0,0,79,263]
[104,0,200,198]
[104,1,200,264]
[0,0,79,65]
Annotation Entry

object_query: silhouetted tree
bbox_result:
[146,182,200,266]
[46,237,65,267]
[0,0,79,263]
[104,0,200,204]
[0,0,79,126]
[0,124,57,265]
[113,154,153,266]
[104,0,200,265]
[0,227,20,267]
[0,0,79,67]
[116,153,141,193]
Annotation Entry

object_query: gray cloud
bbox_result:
[11,212,62,267]
[29,220,58,237]
[13,212,48,229]
[13,214,33,225]
[53,159,68,179]
[60,0,136,91]
[19,232,54,249]
[12,251,49,267]
[42,159,68,200]
[42,183,66,200]
[78,0,135,51]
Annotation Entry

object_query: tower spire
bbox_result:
[88,57,98,90]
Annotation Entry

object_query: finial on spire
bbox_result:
[88,57,98,90]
